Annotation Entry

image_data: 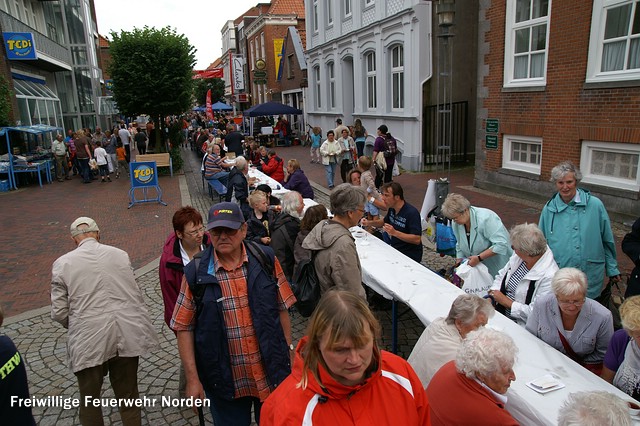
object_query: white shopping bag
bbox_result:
[456,261,494,296]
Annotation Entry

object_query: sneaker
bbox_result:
[107,177,112,182]
[115,174,119,179]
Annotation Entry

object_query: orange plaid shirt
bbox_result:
[171,244,295,401]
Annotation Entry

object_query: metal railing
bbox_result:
[422,100,469,165]
[0,10,71,66]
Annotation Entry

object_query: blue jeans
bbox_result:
[355,139,365,157]
[77,158,91,183]
[324,162,337,187]
[206,393,261,426]
[206,170,229,186]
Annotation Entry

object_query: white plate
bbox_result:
[526,375,565,394]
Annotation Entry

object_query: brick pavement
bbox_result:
[0,168,180,316]
[2,144,634,425]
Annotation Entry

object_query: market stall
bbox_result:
[0,124,62,190]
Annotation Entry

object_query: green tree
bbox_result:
[108,26,195,152]
[193,77,225,106]
[0,74,13,127]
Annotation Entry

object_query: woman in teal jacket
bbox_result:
[539,161,620,299]
[442,193,512,278]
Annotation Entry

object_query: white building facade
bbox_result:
[305,0,433,171]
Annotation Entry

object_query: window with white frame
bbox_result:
[586,0,640,82]
[314,66,321,108]
[391,45,404,109]
[327,0,333,27]
[504,0,550,87]
[313,0,319,32]
[345,0,352,17]
[502,135,543,174]
[580,141,640,191]
[328,62,336,108]
[365,51,377,109]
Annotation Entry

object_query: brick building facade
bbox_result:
[475,0,640,218]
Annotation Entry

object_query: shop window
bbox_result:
[580,140,640,191]
[502,135,542,174]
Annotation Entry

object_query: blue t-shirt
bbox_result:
[310,133,322,148]
[384,201,423,263]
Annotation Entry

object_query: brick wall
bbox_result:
[481,1,640,179]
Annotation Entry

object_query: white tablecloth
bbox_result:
[248,167,325,215]
[351,228,638,425]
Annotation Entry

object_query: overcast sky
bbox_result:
[94,0,260,69]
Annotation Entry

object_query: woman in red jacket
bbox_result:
[426,327,519,425]
[261,149,285,184]
[260,290,430,425]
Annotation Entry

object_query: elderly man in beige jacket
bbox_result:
[51,217,158,426]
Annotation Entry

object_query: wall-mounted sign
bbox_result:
[486,134,498,150]
[486,118,499,134]
[3,32,37,60]
[232,55,245,92]
[255,59,266,70]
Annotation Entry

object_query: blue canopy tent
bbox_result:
[192,106,206,112]
[244,101,302,117]
[0,124,62,190]
[211,101,232,111]
[243,102,303,139]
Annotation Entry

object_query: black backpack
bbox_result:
[290,252,320,317]
[383,136,397,158]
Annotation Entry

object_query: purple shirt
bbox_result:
[604,328,631,371]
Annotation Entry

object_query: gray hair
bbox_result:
[282,191,303,217]
[510,223,547,257]
[455,328,517,379]
[445,294,495,326]
[550,161,583,183]
[552,268,587,298]
[330,183,367,216]
[557,391,632,426]
[441,193,471,219]
[234,156,247,171]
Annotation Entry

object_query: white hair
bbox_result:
[455,328,517,379]
[557,391,631,426]
[552,268,587,298]
[445,294,495,326]
[234,156,247,171]
[282,191,303,218]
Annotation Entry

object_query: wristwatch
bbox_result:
[477,254,483,262]
[289,343,295,351]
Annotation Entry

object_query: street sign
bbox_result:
[486,134,498,150]
[486,118,499,133]
[253,71,267,78]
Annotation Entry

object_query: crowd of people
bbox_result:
[4,110,634,425]
[49,120,156,185]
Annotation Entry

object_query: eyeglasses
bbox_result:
[210,227,241,237]
[557,298,586,307]
[184,226,206,237]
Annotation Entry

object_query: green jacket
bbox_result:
[539,188,619,299]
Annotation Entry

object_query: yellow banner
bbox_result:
[273,38,284,79]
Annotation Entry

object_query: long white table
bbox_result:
[352,228,639,425]
[248,166,323,214]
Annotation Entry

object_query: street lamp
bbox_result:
[435,0,455,203]
[436,0,455,28]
